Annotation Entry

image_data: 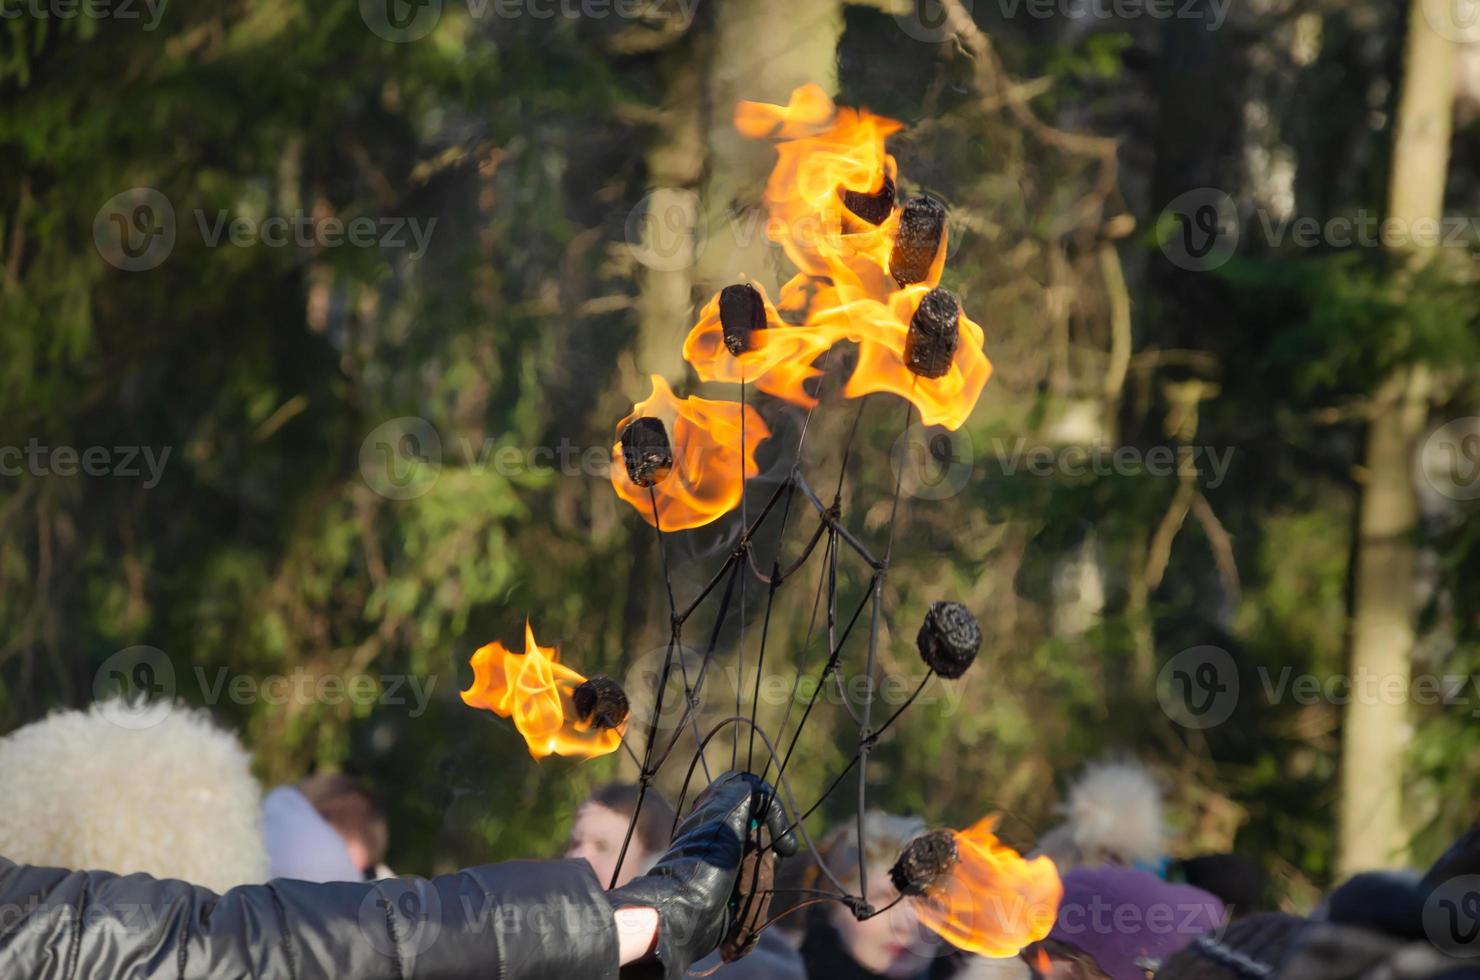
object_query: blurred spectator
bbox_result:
[1035,760,1167,874]
[1172,854,1269,919]
[262,773,387,882]
[563,782,674,888]
[1022,866,1223,979]
[0,704,268,891]
[801,810,957,980]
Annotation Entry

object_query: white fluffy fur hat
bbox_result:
[1036,758,1167,871]
[0,702,269,892]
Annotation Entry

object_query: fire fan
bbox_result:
[461,83,1061,963]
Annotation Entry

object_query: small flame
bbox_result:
[460,620,623,760]
[611,374,770,530]
[1033,947,1053,976]
[911,815,1062,958]
[811,285,992,431]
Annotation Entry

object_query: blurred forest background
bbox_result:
[5,0,1480,911]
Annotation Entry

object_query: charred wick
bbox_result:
[916,601,981,680]
[890,195,947,288]
[905,287,960,379]
[620,416,673,488]
[890,830,959,896]
[719,283,767,356]
[840,173,896,227]
[573,676,630,731]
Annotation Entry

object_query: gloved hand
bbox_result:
[608,772,798,979]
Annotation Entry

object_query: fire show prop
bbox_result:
[461,84,1058,962]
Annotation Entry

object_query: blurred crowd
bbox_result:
[0,703,1475,979]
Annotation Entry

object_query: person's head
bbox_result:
[297,774,388,875]
[815,810,939,978]
[564,783,675,888]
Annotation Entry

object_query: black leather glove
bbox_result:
[608,772,798,979]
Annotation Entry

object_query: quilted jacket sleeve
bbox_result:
[0,856,619,980]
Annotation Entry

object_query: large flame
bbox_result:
[734,82,910,310]
[679,84,987,430]
[912,815,1062,958]
[460,621,623,760]
[611,374,770,530]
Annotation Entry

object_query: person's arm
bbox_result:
[0,856,621,980]
[0,771,792,980]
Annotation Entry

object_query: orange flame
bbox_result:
[734,82,908,308]
[460,620,623,760]
[810,285,993,431]
[911,815,1062,958]
[611,374,770,530]
[681,85,988,429]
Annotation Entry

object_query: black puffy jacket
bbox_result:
[0,856,618,979]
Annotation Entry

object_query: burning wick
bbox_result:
[905,287,960,379]
[718,282,767,356]
[890,830,959,896]
[916,601,981,679]
[460,621,624,761]
[573,675,630,730]
[906,816,1062,958]
[890,195,947,288]
[619,416,673,488]
[840,173,896,227]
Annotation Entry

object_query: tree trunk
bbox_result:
[694,0,844,298]
[1337,0,1454,877]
